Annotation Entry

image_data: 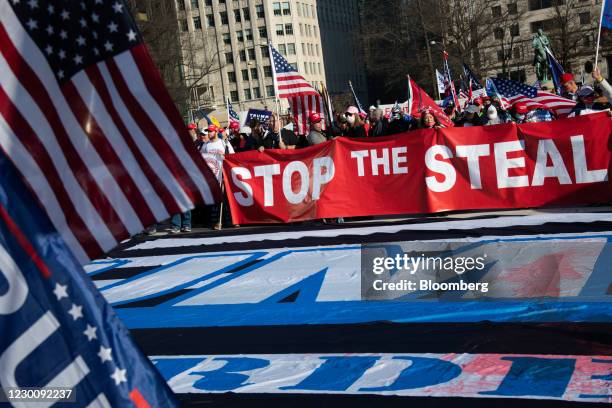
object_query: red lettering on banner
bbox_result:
[223,114,612,224]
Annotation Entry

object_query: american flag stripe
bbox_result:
[0,2,220,263]
[83,66,181,218]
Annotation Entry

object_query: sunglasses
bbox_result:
[345,113,354,116]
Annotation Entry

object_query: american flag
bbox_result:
[227,98,240,126]
[463,63,487,99]
[270,43,323,134]
[0,0,221,264]
[489,78,576,117]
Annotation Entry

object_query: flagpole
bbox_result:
[267,41,282,117]
[595,0,606,69]
[406,74,413,113]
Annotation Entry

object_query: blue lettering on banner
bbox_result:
[281,356,379,391]
[480,357,576,397]
[190,357,270,391]
[359,357,462,392]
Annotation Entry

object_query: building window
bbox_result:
[507,3,518,14]
[178,0,185,11]
[222,32,231,44]
[180,19,188,31]
[242,69,249,81]
[290,62,297,70]
[264,65,272,77]
[236,30,244,42]
[583,34,591,47]
[228,71,236,82]
[282,2,291,15]
[497,50,504,62]
[245,28,253,41]
[299,23,303,35]
[579,12,590,24]
[318,63,321,75]
[301,43,305,54]
[297,1,302,17]
[253,87,261,98]
[279,43,286,55]
[510,69,526,82]
[513,47,521,59]
[273,2,282,16]
[256,4,265,19]
[206,14,215,27]
[276,24,284,35]
[250,68,258,79]
[285,23,293,35]
[494,28,504,40]
[261,45,268,56]
[304,62,309,74]
[239,50,247,61]
[258,26,267,38]
[528,0,564,11]
[220,11,228,24]
[287,43,296,55]
[266,85,275,96]
[491,6,501,17]
[315,44,319,56]
[205,0,211,4]
[243,7,250,20]
[530,19,555,33]
[225,52,233,64]
[248,48,256,59]
[234,9,241,22]
[230,90,239,101]
[244,88,252,100]
[191,0,198,9]
[510,23,519,37]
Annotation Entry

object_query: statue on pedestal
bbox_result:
[532,28,550,82]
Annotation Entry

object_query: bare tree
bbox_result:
[127,0,224,116]
[549,0,598,69]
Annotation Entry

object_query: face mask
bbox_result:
[347,115,355,124]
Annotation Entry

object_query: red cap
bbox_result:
[309,112,322,123]
[474,97,483,106]
[229,121,240,130]
[514,103,528,114]
[482,96,491,102]
[561,73,574,85]
[187,123,197,130]
[207,124,217,132]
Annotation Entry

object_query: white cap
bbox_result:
[239,126,252,135]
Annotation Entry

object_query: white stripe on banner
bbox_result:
[114,52,215,205]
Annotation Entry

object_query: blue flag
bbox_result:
[603,0,612,30]
[0,151,178,407]
[462,63,484,90]
[545,48,565,95]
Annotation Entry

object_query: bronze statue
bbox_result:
[532,29,550,82]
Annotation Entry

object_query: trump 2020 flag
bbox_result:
[0,151,179,406]
[0,0,221,265]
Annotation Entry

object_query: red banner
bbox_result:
[223,113,612,224]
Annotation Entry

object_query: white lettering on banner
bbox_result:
[532,139,572,186]
[0,243,29,314]
[455,144,490,189]
[391,147,409,175]
[370,149,390,176]
[254,164,281,207]
[283,161,310,204]
[231,167,254,207]
[351,148,408,177]
[350,150,369,177]
[425,145,456,192]
[571,135,608,184]
[312,157,335,200]
[494,141,529,188]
